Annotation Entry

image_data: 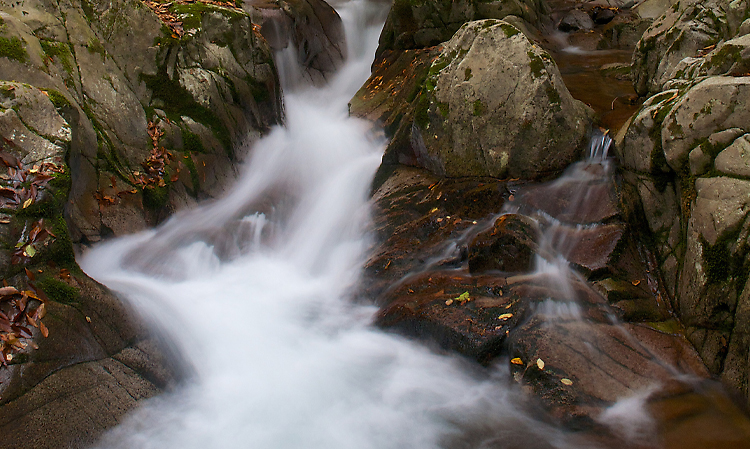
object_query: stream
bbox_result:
[79,1,718,447]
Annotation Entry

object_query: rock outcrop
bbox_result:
[617,0,750,402]
[0,0,300,445]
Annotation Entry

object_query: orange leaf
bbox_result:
[39,321,49,338]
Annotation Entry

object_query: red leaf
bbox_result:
[24,267,35,281]
[39,321,49,337]
[12,325,32,339]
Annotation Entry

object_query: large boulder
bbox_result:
[365,20,593,180]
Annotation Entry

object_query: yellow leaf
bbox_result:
[510,357,523,365]
[22,198,33,209]
[498,313,513,320]
[561,378,573,386]
[536,358,545,370]
[456,292,470,302]
[445,299,454,306]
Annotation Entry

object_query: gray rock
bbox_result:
[715,134,750,177]
[558,9,595,31]
[631,0,750,96]
[409,20,593,179]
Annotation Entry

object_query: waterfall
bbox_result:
[81,1,590,448]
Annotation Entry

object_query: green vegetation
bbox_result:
[500,23,521,38]
[45,89,72,109]
[40,40,75,73]
[86,37,106,60]
[527,50,545,78]
[472,99,485,116]
[38,277,80,304]
[141,68,232,155]
[0,36,28,63]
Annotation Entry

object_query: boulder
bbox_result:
[381,20,593,180]
[558,9,595,32]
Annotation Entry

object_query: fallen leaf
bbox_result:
[22,197,33,209]
[24,268,35,281]
[510,357,524,365]
[0,286,20,296]
[455,292,471,303]
[498,313,513,320]
[632,280,641,286]
[445,299,454,306]
[561,378,573,386]
[39,321,49,337]
[537,358,545,370]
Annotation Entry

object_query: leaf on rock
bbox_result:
[510,357,524,365]
[536,358,545,370]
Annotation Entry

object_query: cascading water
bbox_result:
[81,1,597,448]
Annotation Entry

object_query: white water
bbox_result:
[81,2,591,448]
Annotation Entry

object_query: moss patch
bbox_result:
[0,36,28,63]
[44,89,71,109]
[37,277,79,305]
[472,99,485,116]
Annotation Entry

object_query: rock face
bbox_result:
[354,20,593,181]
[0,0,284,244]
[0,0,292,445]
[617,0,750,402]
[631,0,750,96]
[375,0,548,59]
[252,0,346,85]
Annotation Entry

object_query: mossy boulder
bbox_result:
[382,20,592,180]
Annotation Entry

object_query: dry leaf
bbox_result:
[536,358,545,370]
[561,378,573,386]
[632,280,641,286]
[22,197,33,209]
[445,299,454,306]
[498,313,513,320]
[39,321,49,337]
[510,357,523,365]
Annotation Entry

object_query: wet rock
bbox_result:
[0,0,283,243]
[383,19,592,179]
[376,270,515,363]
[552,223,625,276]
[592,7,616,25]
[558,9,594,32]
[252,0,346,85]
[715,134,750,177]
[468,214,539,274]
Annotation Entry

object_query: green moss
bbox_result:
[172,2,245,33]
[44,89,71,109]
[37,277,79,304]
[464,67,472,81]
[0,36,28,63]
[546,84,561,106]
[182,128,205,153]
[141,68,232,156]
[500,23,521,38]
[142,185,170,211]
[472,99,485,116]
[86,37,106,60]
[182,153,200,194]
[701,236,731,284]
[527,51,545,78]
[414,93,430,128]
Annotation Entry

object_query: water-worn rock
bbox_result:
[617,1,750,400]
[378,20,592,180]
[468,214,539,274]
[252,0,346,85]
[631,0,750,96]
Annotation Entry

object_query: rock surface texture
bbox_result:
[617,0,750,403]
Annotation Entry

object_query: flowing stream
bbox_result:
[80,1,603,448]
